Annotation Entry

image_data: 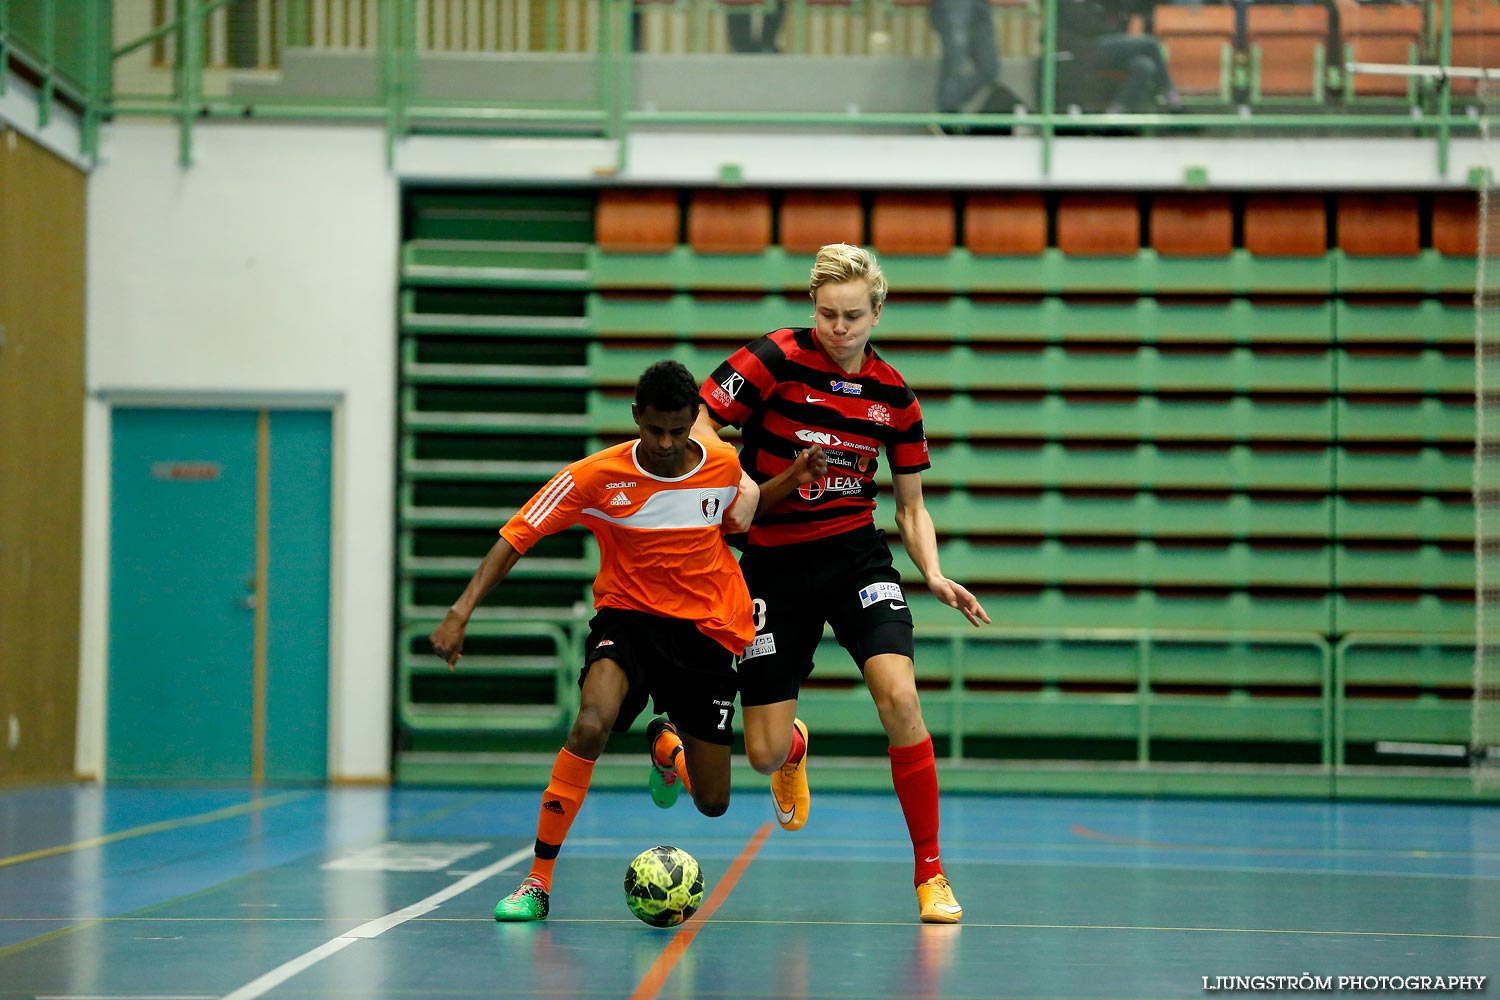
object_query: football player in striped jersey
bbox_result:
[696,244,990,923]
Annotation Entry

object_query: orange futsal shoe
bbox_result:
[916,874,963,924]
[770,718,810,831]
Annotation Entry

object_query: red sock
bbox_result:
[528,746,594,892]
[888,736,942,886]
[783,723,806,767]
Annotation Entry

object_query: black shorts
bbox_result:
[735,524,916,708]
[580,607,738,745]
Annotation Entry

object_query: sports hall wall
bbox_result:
[80,122,398,782]
[0,128,85,783]
[58,115,1481,793]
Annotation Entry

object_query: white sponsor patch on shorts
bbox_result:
[740,633,777,662]
[858,581,905,609]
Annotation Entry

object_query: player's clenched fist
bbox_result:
[430,610,467,671]
[791,445,827,485]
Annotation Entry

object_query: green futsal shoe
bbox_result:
[494,877,549,921]
[647,716,683,809]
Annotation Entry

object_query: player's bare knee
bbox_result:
[873,687,923,732]
[743,734,787,774]
[568,710,612,757]
[693,792,730,817]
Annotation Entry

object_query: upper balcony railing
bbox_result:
[3,0,1498,171]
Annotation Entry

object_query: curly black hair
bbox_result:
[634,360,702,414]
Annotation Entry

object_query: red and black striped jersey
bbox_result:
[701,327,930,547]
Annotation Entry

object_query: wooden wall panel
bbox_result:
[0,128,86,783]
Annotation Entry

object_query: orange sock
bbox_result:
[653,726,693,798]
[527,746,595,891]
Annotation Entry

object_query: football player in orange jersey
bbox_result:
[430,361,759,922]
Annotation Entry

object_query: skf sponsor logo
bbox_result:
[867,403,891,425]
[794,428,879,454]
[857,581,904,608]
[830,380,863,396]
[700,490,722,521]
[740,633,776,661]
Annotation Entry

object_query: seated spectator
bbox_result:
[1056,0,1183,112]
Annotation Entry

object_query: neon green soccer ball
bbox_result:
[623,845,705,927]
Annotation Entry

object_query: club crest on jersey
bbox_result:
[867,403,892,425]
[830,380,863,396]
[700,490,722,521]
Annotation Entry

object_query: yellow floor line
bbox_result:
[0,790,309,870]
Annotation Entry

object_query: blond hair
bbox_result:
[809,243,888,310]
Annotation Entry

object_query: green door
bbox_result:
[108,408,331,781]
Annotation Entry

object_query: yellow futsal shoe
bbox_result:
[770,718,810,831]
[916,874,963,924]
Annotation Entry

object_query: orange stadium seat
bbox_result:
[596,189,679,252]
[1150,193,1233,257]
[1056,193,1140,256]
[780,191,865,253]
[870,193,956,256]
[1153,5,1237,100]
[1339,1,1422,100]
[687,190,773,254]
[964,193,1047,256]
[1247,4,1330,101]
[1337,193,1420,257]
[1243,193,1327,257]
[1444,3,1500,97]
[1432,192,1480,257]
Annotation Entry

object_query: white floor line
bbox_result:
[218,846,533,1000]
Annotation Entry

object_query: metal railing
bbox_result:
[1,1,1492,170]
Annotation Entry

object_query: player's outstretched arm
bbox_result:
[692,404,827,520]
[724,471,760,533]
[891,472,991,628]
[430,536,523,670]
[692,407,726,440]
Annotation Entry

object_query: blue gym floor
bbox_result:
[1,782,1498,999]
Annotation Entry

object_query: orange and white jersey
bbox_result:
[500,435,755,655]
